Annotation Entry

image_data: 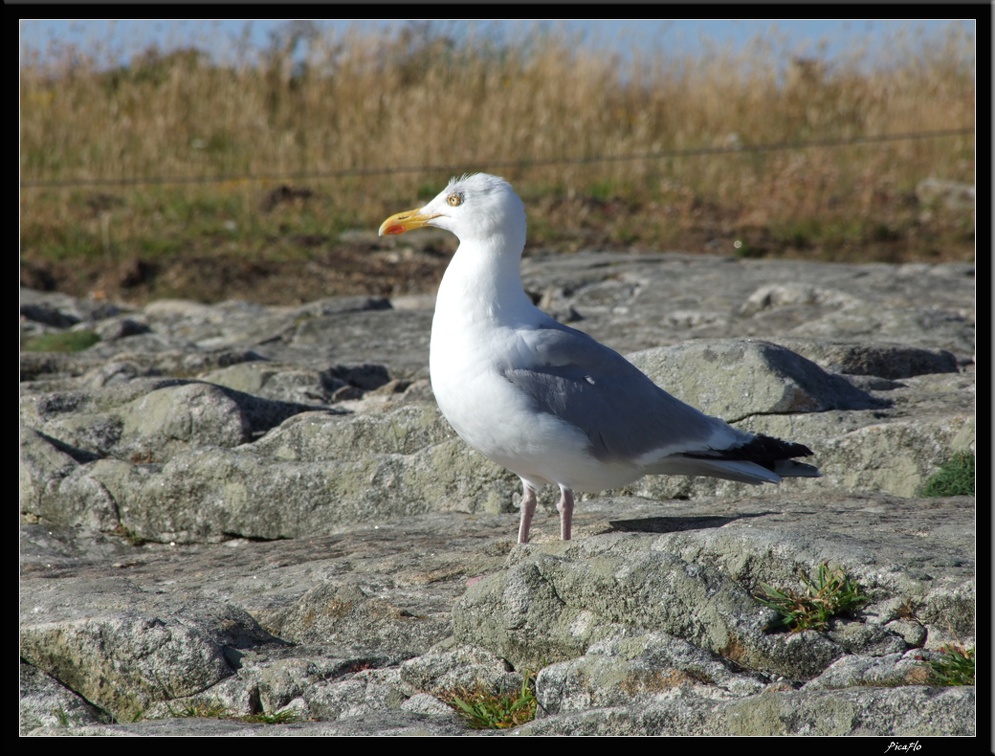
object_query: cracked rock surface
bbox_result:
[20,252,974,736]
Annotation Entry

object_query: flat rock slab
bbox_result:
[21,491,974,736]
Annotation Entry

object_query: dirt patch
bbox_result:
[21,241,456,306]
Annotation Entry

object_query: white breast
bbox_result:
[430,309,642,492]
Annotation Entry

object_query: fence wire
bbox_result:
[20,127,975,190]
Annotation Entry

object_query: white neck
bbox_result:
[434,235,536,328]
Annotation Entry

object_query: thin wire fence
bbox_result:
[20,127,974,190]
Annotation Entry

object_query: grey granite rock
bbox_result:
[19,576,277,721]
[516,685,975,736]
[19,662,111,735]
[19,252,974,735]
[628,339,884,420]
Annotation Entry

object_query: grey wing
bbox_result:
[503,322,725,463]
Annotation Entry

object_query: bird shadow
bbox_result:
[607,511,776,535]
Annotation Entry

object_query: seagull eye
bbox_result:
[447,193,463,207]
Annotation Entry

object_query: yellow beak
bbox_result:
[378,208,442,237]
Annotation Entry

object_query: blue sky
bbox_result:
[19,19,975,68]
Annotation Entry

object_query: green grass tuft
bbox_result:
[168,701,229,719]
[929,644,975,686]
[53,707,72,726]
[919,452,975,497]
[241,710,300,724]
[444,674,538,730]
[110,523,148,547]
[22,330,101,353]
[757,562,868,632]
[732,239,767,258]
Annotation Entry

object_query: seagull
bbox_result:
[380,173,819,543]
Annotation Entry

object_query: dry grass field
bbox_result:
[20,23,975,304]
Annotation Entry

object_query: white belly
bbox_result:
[429,316,641,492]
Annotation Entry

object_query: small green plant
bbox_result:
[445,674,538,730]
[53,707,72,726]
[21,330,100,353]
[919,452,975,497]
[587,180,615,201]
[168,701,230,719]
[732,239,766,258]
[241,710,299,724]
[929,644,975,686]
[110,523,147,547]
[757,562,868,632]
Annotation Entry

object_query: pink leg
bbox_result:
[518,482,538,544]
[557,486,575,541]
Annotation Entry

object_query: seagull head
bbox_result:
[379,173,526,250]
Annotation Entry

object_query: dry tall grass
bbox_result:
[20,22,976,302]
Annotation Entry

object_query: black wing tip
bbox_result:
[741,433,814,460]
[684,433,815,466]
